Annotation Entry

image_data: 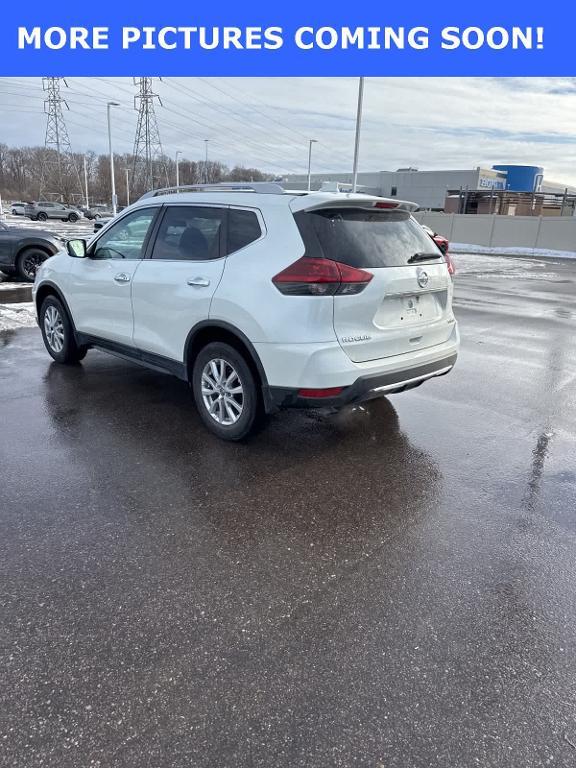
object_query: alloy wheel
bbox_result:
[44,306,65,353]
[22,252,44,280]
[201,358,244,425]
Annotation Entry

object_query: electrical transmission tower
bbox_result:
[40,77,82,201]
[131,78,169,195]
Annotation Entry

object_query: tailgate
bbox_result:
[334,262,453,363]
[293,203,455,364]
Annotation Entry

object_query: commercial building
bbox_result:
[282,165,576,214]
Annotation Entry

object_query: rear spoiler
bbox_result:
[290,194,419,215]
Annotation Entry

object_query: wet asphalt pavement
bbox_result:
[1,254,575,768]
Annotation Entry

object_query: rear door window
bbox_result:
[227,208,262,254]
[296,208,440,268]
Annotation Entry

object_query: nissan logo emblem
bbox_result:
[417,270,429,288]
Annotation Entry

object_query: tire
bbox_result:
[17,248,48,282]
[11,208,17,215]
[68,213,79,222]
[192,342,263,441]
[39,296,88,364]
[37,212,48,222]
[93,213,100,220]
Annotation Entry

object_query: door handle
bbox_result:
[114,272,130,283]
[187,277,210,287]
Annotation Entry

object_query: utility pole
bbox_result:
[352,77,365,193]
[107,101,120,216]
[204,139,210,183]
[175,150,182,191]
[561,187,568,217]
[462,185,469,215]
[131,78,168,195]
[40,77,82,201]
[307,139,318,191]
[83,155,89,209]
[123,168,131,207]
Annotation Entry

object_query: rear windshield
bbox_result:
[296,208,440,268]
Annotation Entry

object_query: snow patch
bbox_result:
[0,282,30,291]
[0,302,37,332]
[451,243,576,260]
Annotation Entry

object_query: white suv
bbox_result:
[33,183,459,440]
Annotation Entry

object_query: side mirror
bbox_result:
[67,239,87,258]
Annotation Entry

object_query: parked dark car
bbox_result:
[0,222,65,281]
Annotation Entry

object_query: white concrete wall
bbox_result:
[414,212,576,253]
[537,217,576,251]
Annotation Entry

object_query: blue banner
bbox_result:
[0,1,560,76]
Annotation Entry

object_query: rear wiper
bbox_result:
[407,252,442,264]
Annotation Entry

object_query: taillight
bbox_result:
[374,201,399,209]
[444,251,455,276]
[272,257,373,296]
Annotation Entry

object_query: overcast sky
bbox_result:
[1,77,575,185]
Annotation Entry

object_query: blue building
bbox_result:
[492,165,544,193]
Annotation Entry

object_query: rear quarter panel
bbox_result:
[209,204,337,344]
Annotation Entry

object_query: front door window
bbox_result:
[92,209,157,260]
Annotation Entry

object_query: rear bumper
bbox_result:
[254,323,458,388]
[265,352,457,411]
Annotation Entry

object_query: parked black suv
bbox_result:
[0,222,64,281]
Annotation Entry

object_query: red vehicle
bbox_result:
[421,224,455,276]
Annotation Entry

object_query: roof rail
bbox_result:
[139,182,287,200]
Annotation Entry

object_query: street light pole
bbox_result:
[175,150,182,191]
[107,101,120,216]
[83,155,89,209]
[352,77,365,193]
[204,139,209,183]
[123,168,131,207]
[307,139,318,192]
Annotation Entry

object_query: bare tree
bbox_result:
[0,143,272,203]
